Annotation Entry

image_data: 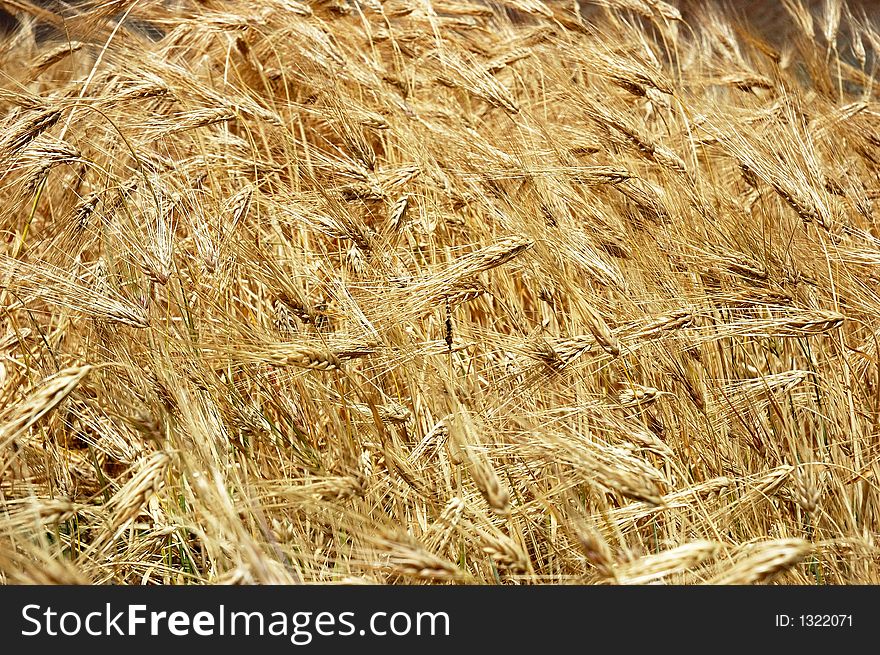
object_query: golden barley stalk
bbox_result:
[0,365,93,442]
[584,304,621,357]
[378,536,468,582]
[90,451,171,553]
[466,451,511,515]
[424,497,466,553]
[708,539,812,585]
[0,547,91,585]
[571,517,617,580]
[0,108,62,158]
[1,0,878,587]
[0,255,149,328]
[31,41,84,73]
[0,498,80,534]
[479,530,529,572]
[617,541,721,584]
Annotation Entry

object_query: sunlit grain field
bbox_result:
[0,0,878,584]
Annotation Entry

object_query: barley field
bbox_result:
[0,0,878,585]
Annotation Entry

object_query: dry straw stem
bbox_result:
[423,496,466,554]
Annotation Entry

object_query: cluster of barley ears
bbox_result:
[0,0,878,584]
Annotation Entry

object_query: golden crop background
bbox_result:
[0,0,878,584]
